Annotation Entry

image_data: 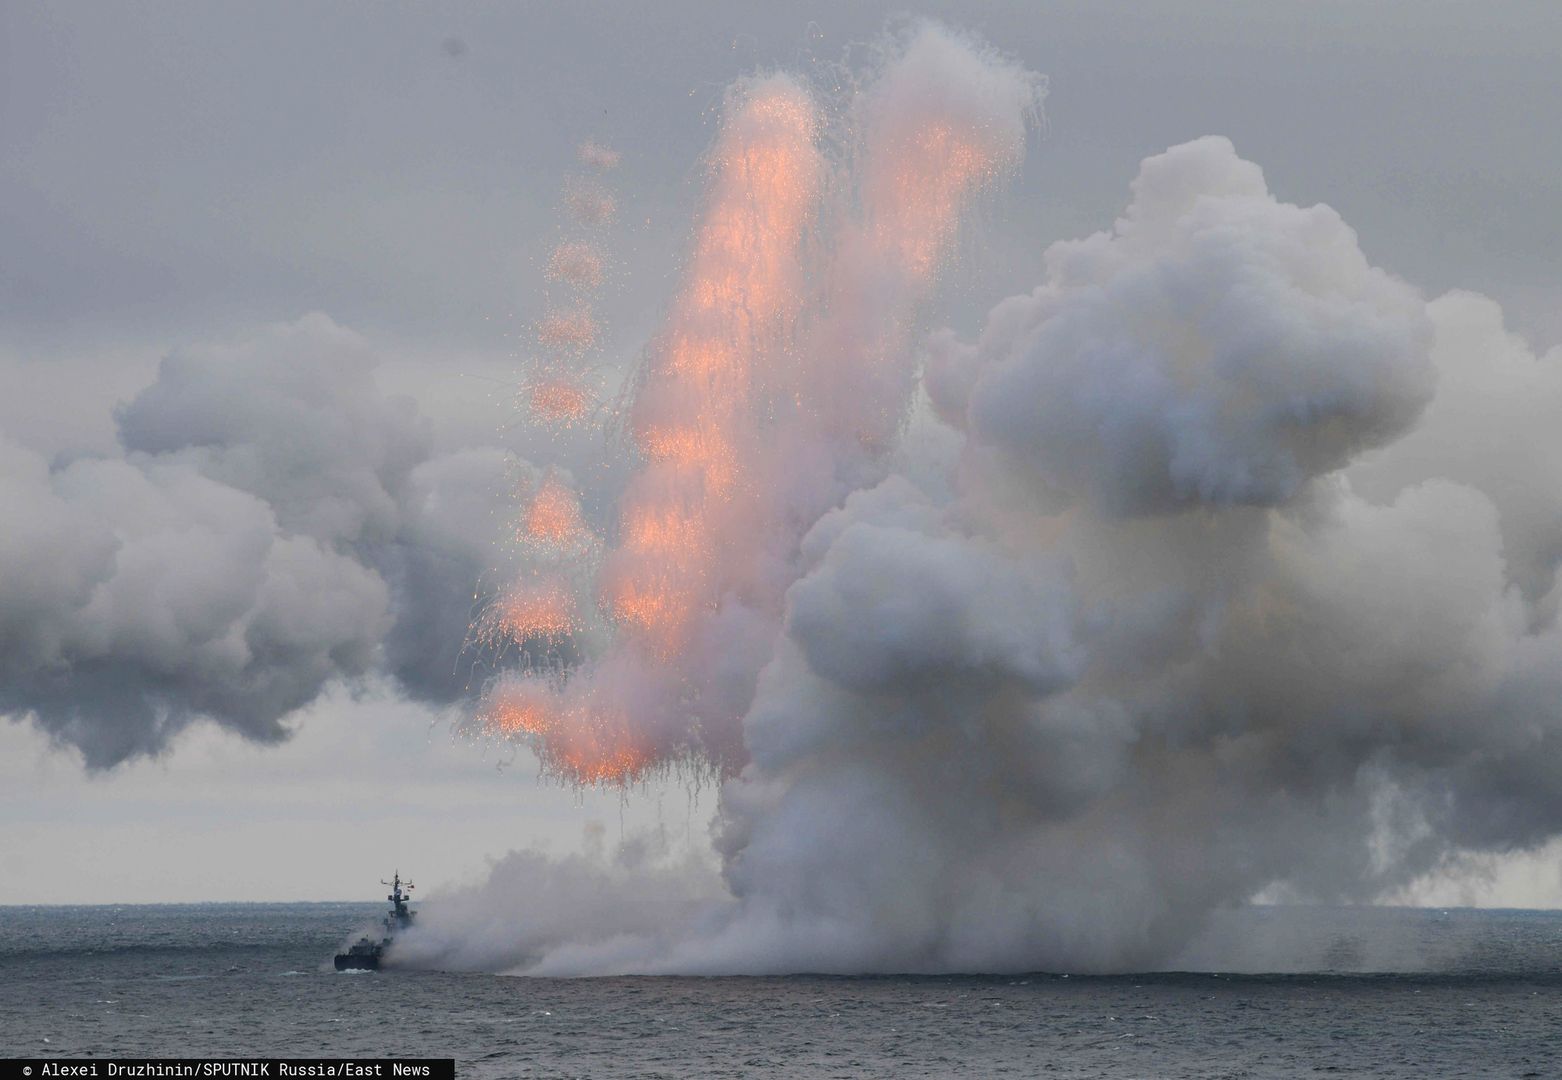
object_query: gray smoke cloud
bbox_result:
[9,17,1560,973]
[930,136,1436,514]
[1,314,515,767]
[397,133,1562,975]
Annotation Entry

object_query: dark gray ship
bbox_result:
[334,871,415,971]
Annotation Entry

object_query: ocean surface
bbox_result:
[1,903,1558,1078]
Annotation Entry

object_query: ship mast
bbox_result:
[380,870,415,927]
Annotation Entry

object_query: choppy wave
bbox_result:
[2,904,1558,1077]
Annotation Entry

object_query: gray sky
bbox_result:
[3,0,1561,904]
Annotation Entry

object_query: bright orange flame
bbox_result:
[486,694,553,737]
[602,505,709,644]
[602,575,695,639]
[638,425,738,495]
[620,506,708,555]
[482,579,577,643]
[479,677,654,785]
[550,737,654,786]
[606,78,823,652]
[662,333,742,380]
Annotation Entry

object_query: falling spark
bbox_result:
[477,578,578,646]
[537,307,598,354]
[637,425,739,495]
[546,241,605,290]
[866,120,1004,282]
[604,75,823,654]
[479,674,655,786]
[619,505,709,556]
[525,376,592,423]
[805,78,1029,450]
[523,473,586,548]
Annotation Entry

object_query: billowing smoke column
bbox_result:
[409,34,1562,973]
[9,15,1562,975]
[0,315,514,767]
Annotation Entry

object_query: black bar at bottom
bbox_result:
[3,1061,454,1080]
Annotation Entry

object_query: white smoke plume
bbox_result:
[401,90,1562,973]
[9,16,1562,975]
[1,314,515,767]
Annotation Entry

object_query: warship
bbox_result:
[334,871,415,971]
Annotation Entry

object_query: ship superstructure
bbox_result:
[333,870,415,971]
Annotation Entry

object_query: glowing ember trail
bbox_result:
[603,75,823,655]
[523,472,586,548]
[536,307,598,354]
[546,241,605,290]
[521,139,620,431]
[479,675,654,786]
[864,122,1009,283]
[524,376,591,423]
[482,579,577,643]
[474,31,1038,787]
[808,51,1033,450]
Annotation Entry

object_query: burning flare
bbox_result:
[525,376,591,423]
[546,241,605,290]
[476,29,1037,785]
[482,579,577,644]
[523,472,587,549]
[603,74,823,657]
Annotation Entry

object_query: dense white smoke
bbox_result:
[9,17,1562,974]
[930,136,1435,512]
[0,314,514,767]
[399,125,1562,974]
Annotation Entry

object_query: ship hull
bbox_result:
[333,872,413,971]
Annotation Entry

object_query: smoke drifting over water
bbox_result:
[403,23,1562,974]
[8,19,1562,972]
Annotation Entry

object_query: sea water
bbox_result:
[1,904,1557,1078]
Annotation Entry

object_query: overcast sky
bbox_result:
[3,0,1561,905]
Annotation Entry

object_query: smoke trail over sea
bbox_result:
[385,22,1562,974]
[7,18,1562,974]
